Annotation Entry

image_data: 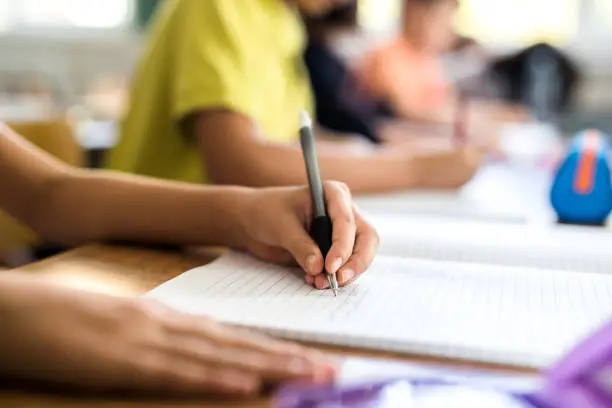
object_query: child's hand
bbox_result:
[0,274,337,396]
[409,147,484,189]
[238,182,379,289]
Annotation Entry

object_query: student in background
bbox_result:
[304,3,390,144]
[358,0,526,126]
[106,0,485,194]
[0,122,378,394]
[303,3,484,151]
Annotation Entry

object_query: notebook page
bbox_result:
[355,163,550,223]
[371,215,612,274]
[146,251,612,369]
[356,192,528,224]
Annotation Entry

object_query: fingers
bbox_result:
[335,208,379,287]
[323,181,356,277]
[281,217,325,276]
[246,242,296,266]
[163,315,336,386]
[279,182,375,291]
[170,335,333,385]
[130,353,260,396]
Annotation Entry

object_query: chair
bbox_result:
[0,118,84,266]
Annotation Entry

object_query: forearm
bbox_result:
[37,170,252,248]
[194,111,414,193]
[210,141,415,194]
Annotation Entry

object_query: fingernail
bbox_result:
[339,269,355,284]
[330,258,343,273]
[305,254,318,273]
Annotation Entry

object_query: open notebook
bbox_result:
[370,215,612,274]
[355,162,552,224]
[146,250,612,369]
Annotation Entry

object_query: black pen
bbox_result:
[299,110,339,296]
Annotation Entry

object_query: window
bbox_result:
[358,0,400,33]
[455,0,580,46]
[0,0,132,31]
[357,0,580,46]
[595,0,612,25]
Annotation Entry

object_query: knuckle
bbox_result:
[325,180,350,197]
[336,181,352,196]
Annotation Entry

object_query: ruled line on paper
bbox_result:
[146,251,612,368]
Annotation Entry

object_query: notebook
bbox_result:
[146,250,612,369]
[370,215,612,274]
[355,163,551,224]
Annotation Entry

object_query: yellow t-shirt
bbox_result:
[106,0,313,183]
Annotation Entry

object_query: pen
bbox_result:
[298,110,339,296]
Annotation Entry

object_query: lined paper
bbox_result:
[146,251,612,368]
[355,163,551,223]
[370,215,612,274]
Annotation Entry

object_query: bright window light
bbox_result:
[60,0,130,28]
[0,0,131,29]
[596,0,612,25]
[455,0,579,46]
[0,0,10,31]
[358,0,400,32]
[357,0,580,46]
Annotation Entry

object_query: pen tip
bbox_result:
[299,110,312,129]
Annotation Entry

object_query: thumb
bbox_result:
[281,219,325,276]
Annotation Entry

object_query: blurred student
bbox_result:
[106,0,484,194]
[303,3,474,150]
[0,122,378,394]
[304,3,391,144]
[358,0,525,126]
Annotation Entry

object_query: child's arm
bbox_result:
[0,123,251,247]
[191,110,483,193]
[0,123,378,285]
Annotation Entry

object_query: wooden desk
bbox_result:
[1,244,536,408]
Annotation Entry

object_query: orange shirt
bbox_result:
[358,37,452,115]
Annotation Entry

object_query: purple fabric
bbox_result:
[529,322,612,408]
[273,378,538,408]
[274,320,612,408]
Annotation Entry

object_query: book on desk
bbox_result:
[144,215,612,371]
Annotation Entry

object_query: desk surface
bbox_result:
[2,244,536,408]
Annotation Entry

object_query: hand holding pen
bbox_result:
[298,111,377,294]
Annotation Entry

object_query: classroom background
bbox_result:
[0,0,611,266]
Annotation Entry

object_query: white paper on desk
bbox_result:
[146,251,612,369]
[355,162,552,223]
[369,214,612,274]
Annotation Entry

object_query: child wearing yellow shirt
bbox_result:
[107,0,485,194]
